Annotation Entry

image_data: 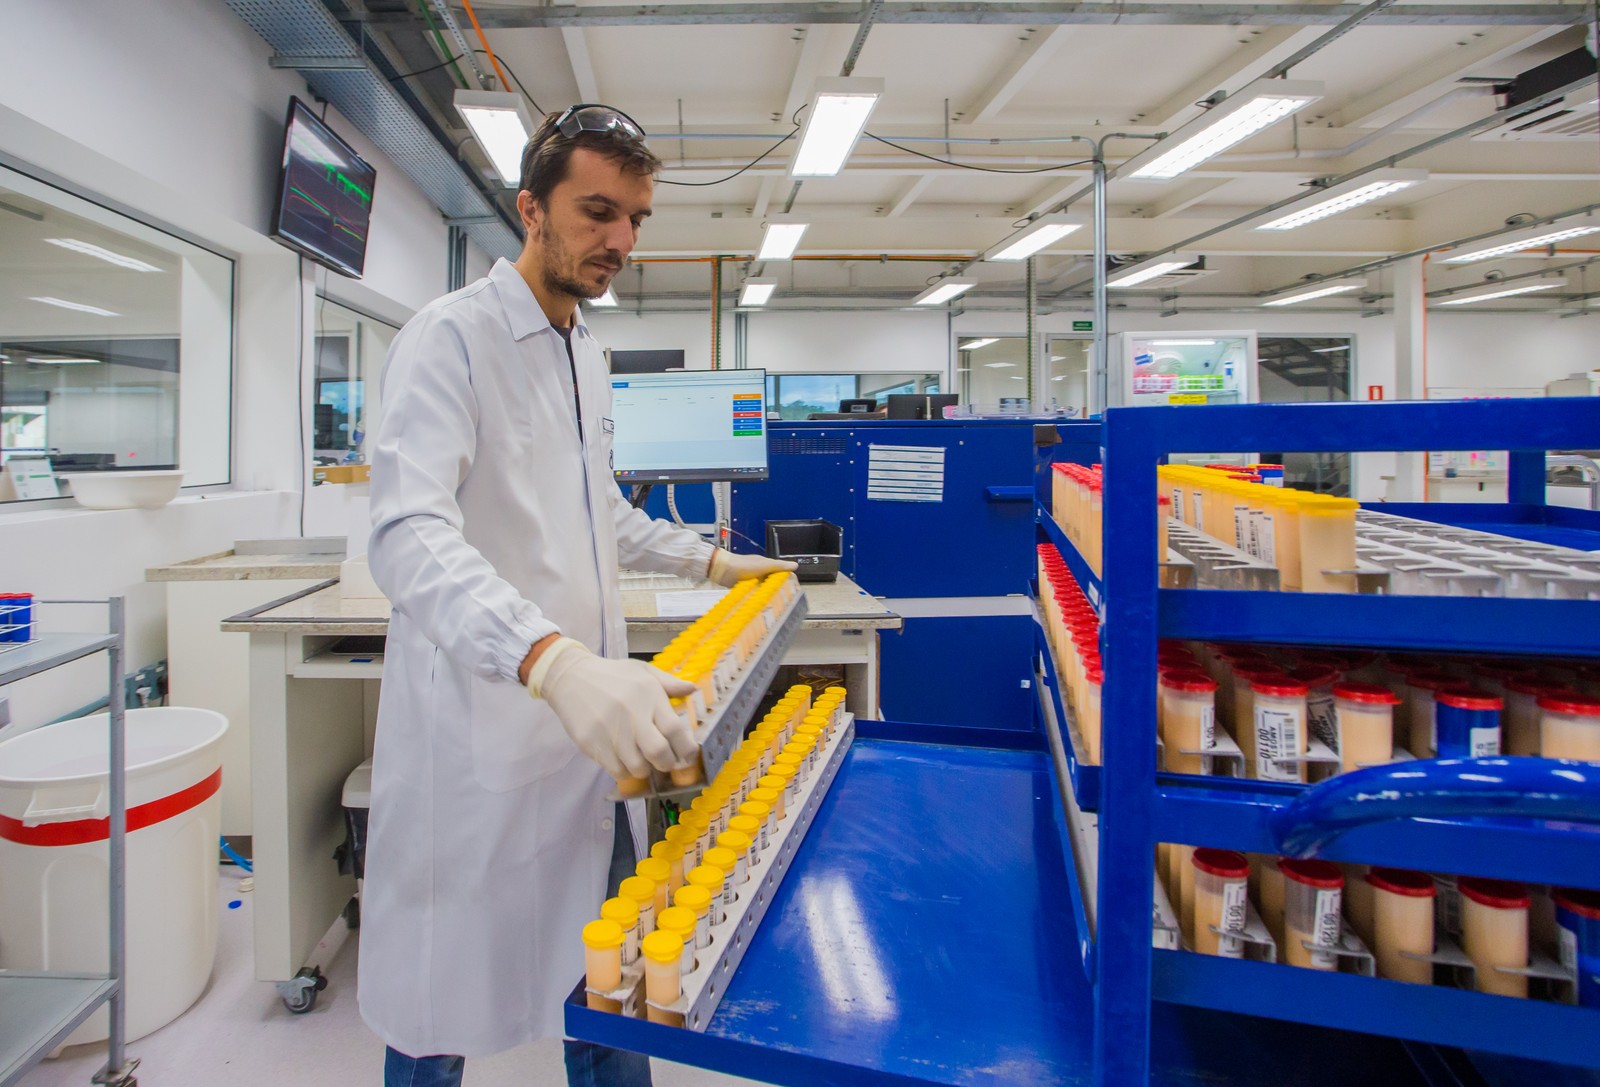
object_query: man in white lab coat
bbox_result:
[360,105,793,1087]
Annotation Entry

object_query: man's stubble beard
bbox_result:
[539,217,613,301]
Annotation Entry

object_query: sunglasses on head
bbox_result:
[554,103,647,142]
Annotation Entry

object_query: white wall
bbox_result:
[0,0,450,728]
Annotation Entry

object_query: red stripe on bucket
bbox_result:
[0,768,221,847]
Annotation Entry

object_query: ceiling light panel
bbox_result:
[912,278,976,306]
[30,295,119,316]
[740,279,777,306]
[1255,170,1427,232]
[983,214,1084,262]
[454,89,536,186]
[959,338,998,350]
[44,238,161,272]
[588,287,619,307]
[757,221,808,261]
[1107,254,1200,288]
[790,77,883,178]
[1435,280,1566,306]
[1441,222,1600,263]
[1124,80,1322,181]
[1261,279,1367,307]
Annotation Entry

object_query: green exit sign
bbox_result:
[1072,320,1093,332]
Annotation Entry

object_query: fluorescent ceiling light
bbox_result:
[1441,220,1600,263]
[26,356,101,364]
[982,214,1084,262]
[1147,339,1216,346]
[1255,170,1427,232]
[30,295,118,316]
[984,361,1018,369]
[587,287,619,307]
[912,278,976,306]
[1261,279,1366,307]
[959,337,998,350]
[1122,80,1322,181]
[1435,279,1566,306]
[45,237,161,272]
[791,77,883,178]
[757,220,808,261]
[454,89,536,186]
[1107,254,1200,289]
[1312,345,1351,353]
[739,279,777,306]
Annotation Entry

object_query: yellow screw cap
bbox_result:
[641,929,683,964]
[600,896,638,928]
[583,918,625,950]
[674,884,713,913]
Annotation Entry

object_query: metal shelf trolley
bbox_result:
[0,598,136,1087]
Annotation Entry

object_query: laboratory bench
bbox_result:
[218,574,899,1000]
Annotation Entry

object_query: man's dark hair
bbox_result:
[518,111,661,209]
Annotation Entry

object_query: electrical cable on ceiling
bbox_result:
[388,54,465,84]
[458,0,512,91]
[658,131,798,186]
[865,133,1093,174]
[412,0,469,88]
[471,50,544,115]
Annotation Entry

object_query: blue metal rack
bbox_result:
[1068,398,1600,1087]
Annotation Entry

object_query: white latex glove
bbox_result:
[707,549,799,588]
[527,637,699,779]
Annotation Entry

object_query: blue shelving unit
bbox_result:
[1054,398,1600,1087]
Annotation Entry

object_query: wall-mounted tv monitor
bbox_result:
[611,369,768,484]
[609,349,686,374]
[271,97,377,278]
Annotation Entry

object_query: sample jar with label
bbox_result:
[1502,677,1568,756]
[1538,692,1600,762]
[1554,887,1600,1008]
[677,809,711,857]
[1252,676,1310,783]
[1297,495,1359,594]
[1401,671,1460,758]
[673,883,714,951]
[656,905,700,976]
[1258,857,1287,950]
[1435,689,1503,759]
[728,813,764,864]
[664,824,699,871]
[1082,665,1104,764]
[1367,868,1436,985]
[1459,877,1530,998]
[582,919,626,1011]
[1159,671,1217,775]
[1281,859,1344,970]
[650,841,687,894]
[1330,683,1400,774]
[753,779,786,819]
[636,857,673,917]
[641,930,685,1026]
[701,846,740,911]
[1191,848,1250,958]
[601,896,641,967]
[1232,663,1285,773]
[1292,667,1339,775]
[684,864,726,925]
[716,830,753,884]
[619,875,657,936]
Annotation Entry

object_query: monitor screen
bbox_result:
[271,98,376,278]
[610,349,686,374]
[611,369,768,484]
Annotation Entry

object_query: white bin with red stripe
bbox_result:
[0,706,227,1044]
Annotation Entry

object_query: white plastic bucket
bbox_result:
[0,706,228,1045]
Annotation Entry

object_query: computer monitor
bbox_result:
[609,349,686,374]
[927,393,958,419]
[886,393,960,420]
[611,369,769,484]
[839,398,878,414]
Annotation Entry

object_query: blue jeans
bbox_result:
[383,808,651,1087]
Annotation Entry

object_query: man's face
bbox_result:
[520,147,652,302]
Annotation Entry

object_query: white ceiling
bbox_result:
[365,4,1600,313]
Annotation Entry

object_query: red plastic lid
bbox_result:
[1333,682,1401,706]
[1192,848,1249,878]
[1554,888,1600,920]
[1536,691,1600,716]
[1505,676,1570,697]
[1161,671,1218,693]
[1458,877,1530,910]
[1280,858,1343,889]
[1406,670,1464,692]
[1158,495,1172,507]
[1085,665,1104,684]
[1366,868,1436,898]
[1252,676,1311,697]
[1436,688,1503,711]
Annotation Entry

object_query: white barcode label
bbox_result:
[1245,508,1262,558]
[1200,704,1216,750]
[1559,925,1579,1004]
[1218,880,1249,959]
[1172,487,1185,523]
[1307,690,1337,752]
[1425,698,1438,754]
[1471,727,1500,757]
[1255,706,1301,781]
[1193,492,1205,534]
[1310,888,1343,970]
[1233,504,1250,552]
[1259,512,1276,565]
[623,924,640,966]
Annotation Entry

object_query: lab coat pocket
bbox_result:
[468,675,578,791]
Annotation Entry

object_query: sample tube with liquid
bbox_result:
[1297,495,1359,594]
[1539,692,1600,761]
[619,875,657,937]
[1252,676,1310,783]
[641,930,685,1026]
[656,905,700,976]
[673,883,714,952]
[1502,677,1568,755]
[1292,667,1339,775]
[685,864,726,925]
[1367,868,1436,985]
[582,919,626,1012]
[716,829,753,883]
[1281,859,1344,970]
[1191,848,1250,958]
[701,846,740,912]
[1459,877,1530,998]
[1159,671,1217,775]
[636,857,673,918]
[1231,663,1284,773]
[1435,689,1502,759]
[1554,888,1600,1008]
[1402,671,1460,758]
[601,896,641,967]
[754,778,786,820]
[734,802,770,852]
[1331,683,1400,774]
[650,841,687,895]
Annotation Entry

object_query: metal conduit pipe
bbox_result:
[1219,85,1497,163]
[647,131,1110,143]
[1424,255,1600,298]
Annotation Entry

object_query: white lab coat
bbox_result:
[358,258,713,1057]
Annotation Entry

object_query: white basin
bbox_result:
[62,470,185,510]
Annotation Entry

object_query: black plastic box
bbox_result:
[765,519,843,583]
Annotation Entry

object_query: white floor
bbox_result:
[20,867,761,1087]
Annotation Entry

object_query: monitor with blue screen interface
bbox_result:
[610,369,768,484]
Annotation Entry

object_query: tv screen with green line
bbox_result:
[271,97,377,278]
